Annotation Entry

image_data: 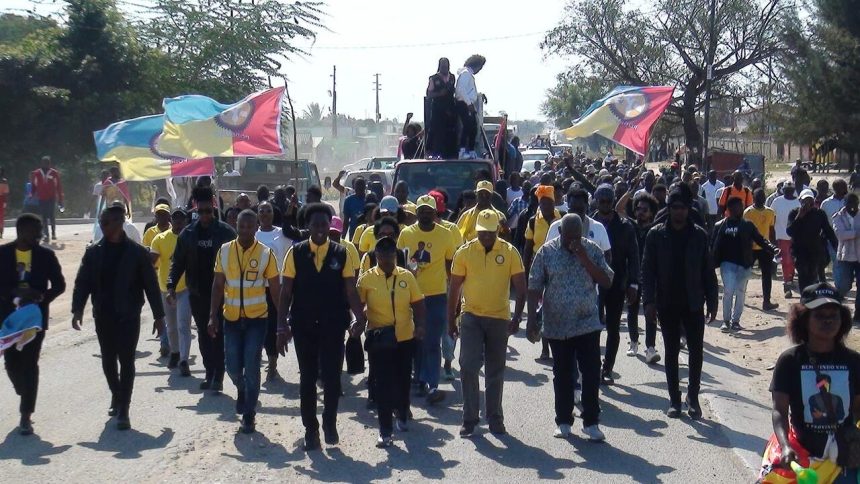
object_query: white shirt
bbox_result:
[223,170,241,177]
[455,66,478,106]
[546,215,611,252]
[124,221,141,244]
[255,227,292,270]
[771,195,801,240]
[92,181,104,197]
[506,187,523,205]
[820,195,845,222]
[699,180,725,215]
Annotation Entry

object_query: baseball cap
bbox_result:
[154,204,170,214]
[535,185,554,201]
[171,207,186,217]
[586,165,597,175]
[379,195,400,213]
[799,189,815,200]
[475,209,500,232]
[476,180,494,193]
[783,180,794,188]
[416,195,437,211]
[330,216,344,234]
[800,282,843,309]
[428,190,446,213]
[402,202,417,215]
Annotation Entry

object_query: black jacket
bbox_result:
[167,220,236,295]
[0,242,65,329]
[711,217,777,268]
[72,235,164,322]
[787,207,838,262]
[642,222,719,314]
[593,211,639,291]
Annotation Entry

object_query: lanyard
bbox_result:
[233,240,257,314]
[387,274,398,325]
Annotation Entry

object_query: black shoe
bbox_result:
[240,414,255,434]
[666,405,682,418]
[235,392,246,415]
[763,301,779,311]
[266,366,280,383]
[459,423,476,438]
[108,395,119,417]
[18,415,33,436]
[322,423,339,445]
[159,347,170,359]
[199,379,212,391]
[116,407,131,431]
[303,432,321,451]
[415,384,428,398]
[366,398,377,410]
[179,361,191,377]
[211,380,223,395]
[489,422,507,435]
[686,397,702,420]
[730,322,742,332]
[536,353,553,363]
[167,353,180,369]
[600,371,614,385]
[426,389,445,405]
[376,435,394,448]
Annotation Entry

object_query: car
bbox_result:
[551,143,573,155]
[392,158,498,204]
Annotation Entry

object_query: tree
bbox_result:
[541,71,608,129]
[543,0,791,162]
[301,102,325,124]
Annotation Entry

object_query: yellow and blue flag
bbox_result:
[156,87,285,160]
[93,115,215,181]
[0,304,42,356]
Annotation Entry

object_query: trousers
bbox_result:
[190,292,224,383]
[600,287,626,374]
[4,330,45,414]
[457,102,477,151]
[369,339,414,437]
[627,285,657,348]
[658,307,705,405]
[720,262,752,323]
[459,313,509,426]
[38,199,56,239]
[162,291,193,360]
[293,324,346,434]
[752,250,775,303]
[419,294,447,389]
[95,317,141,407]
[548,331,601,427]
[224,318,267,418]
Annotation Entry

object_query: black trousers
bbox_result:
[658,307,705,405]
[263,293,278,362]
[548,331,601,427]
[627,286,657,348]
[4,330,45,414]
[752,250,774,303]
[369,339,414,437]
[428,105,458,159]
[95,318,140,407]
[293,324,346,434]
[457,101,477,151]
[600,287,626,374]
[190,292,224,383]
[795,255,826,293]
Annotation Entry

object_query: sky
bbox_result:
[5,0,572,122]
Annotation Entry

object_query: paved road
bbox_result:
[0,225,761,482]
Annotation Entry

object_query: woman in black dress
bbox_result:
[426,58,458,159]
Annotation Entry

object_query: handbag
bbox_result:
[364,275,400,353]
[345,335,365,375]
[811,354,860,469]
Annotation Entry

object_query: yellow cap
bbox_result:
[154,204,171,214]
[402,202,417,215]
[476,180,494,193]
[415,195,437,211]
[475,209,500,232]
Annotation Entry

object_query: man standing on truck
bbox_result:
[455,55,486,160]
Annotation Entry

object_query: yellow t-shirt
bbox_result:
[397,223,456,296]
[524,210,562,251]
[282,239,356,279]
[15,249,31,288]
[213,240,279,321]
[358,223,409,253]
[337,239,361,273]
[456,206,506,241]
[743,206,776,250]
[143,224,169,248]
[150,230,186,293]
[357,266,424,342]
[351,224,368,246]
[451,238,524,320]
[438,219,464,248]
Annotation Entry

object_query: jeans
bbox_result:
[627,285,657,348]
[834,260,860,317]
[420,294,447,389]
[369,339,414,437]
[752,250,775,304]
[95,317,141,407]
[4,330,44,414]
[293,324,346,434]
[549,331,601,427]
[777,240,794,283]
[224,318,267,418]
[459,313,509,426]
[442,334,456,361]
[38,199,56,239]
[658,307,705,405]
[600,287,626,374]
[720,262,752,323]
[191,292,224,383]
[172,290,194,361]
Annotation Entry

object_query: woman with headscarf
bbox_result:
[426,58,458,159]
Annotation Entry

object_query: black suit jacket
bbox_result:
[72,235,164,323]
[0,242,65,329]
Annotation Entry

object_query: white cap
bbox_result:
[799,189,815,200]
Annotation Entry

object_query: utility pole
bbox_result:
[702,0,717,171]
[331,65,337,138]
[373,73,381,156]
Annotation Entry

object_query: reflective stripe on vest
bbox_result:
[219,241,272,320]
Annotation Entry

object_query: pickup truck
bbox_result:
[392,158,498,203]
[217,157,321,206]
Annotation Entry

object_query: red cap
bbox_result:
[330,216,344,234]
[428,190,446,214]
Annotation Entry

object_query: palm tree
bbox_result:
[302,102,325,124]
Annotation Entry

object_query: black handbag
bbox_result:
[364,275,400,353]
[345,335,365,375]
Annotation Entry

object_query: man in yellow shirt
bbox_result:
[743,188,779,310]
[357,237,426,447]
[149,208,192,376]
[428,189,462,379]
[276,203,366,451]
[457,180,506,241]
[447,209,526,437]
[142,204,171,248]
[524,185,562,273]
[210,210,281,434]
[398,195,456,404]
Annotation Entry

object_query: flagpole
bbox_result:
[279,76,300,190]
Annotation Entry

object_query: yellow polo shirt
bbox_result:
[150,230,186,293]
[213,240,279,321]
[438,219,464,248]
[357,266,424,342]
[451,238,524,320]
[143,224,169,248]
[397,223,456,296]
[351,224,368,246]
[456,206,506,241]
[337,239,361,271]
[282,239,355,278]
[358,223,409,253]
[743,206,776,250]
[525,210,562,250]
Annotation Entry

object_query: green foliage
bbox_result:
[540,71,607,129]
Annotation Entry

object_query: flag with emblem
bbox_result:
[0,304,42,356]
[156,87,285,159]
[560,86,674,156]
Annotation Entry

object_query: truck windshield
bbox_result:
[396,161,491,202]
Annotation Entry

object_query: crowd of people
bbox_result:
[2,152,860,480]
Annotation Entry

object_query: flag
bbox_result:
[0,304,42,356]
[156,87,285,160]
[94,115,215,181]
[494,116,508,164]
[560,86,674,156]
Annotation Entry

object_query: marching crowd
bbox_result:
[2,153,860,480]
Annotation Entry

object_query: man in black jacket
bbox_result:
[168,186,236,393]
[1,214,65,435]
[787,189,838,292]
[642,185,718,420]
[592,184,639,384]
[72,205,164,430]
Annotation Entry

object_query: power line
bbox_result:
[312,31,547,51]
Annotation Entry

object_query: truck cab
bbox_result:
[392,158,498,203]
[217,157,321,206]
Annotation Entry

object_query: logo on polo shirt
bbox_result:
[249,259,259,269]
[398,280,408,288]
[495,255,505,265]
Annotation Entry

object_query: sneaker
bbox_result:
[574,389,582,405]
[554,424,571,438]
[626,342,639,357]
[458,148,467,159]
[731,322,742,332]
[426,388,445,405]
[322,422,339,445]
[459,423,476,438]
[199,379,212,391]
[167,353,180,369]
[666,405,682,418]
[376,435,394,448]
[240,414,256,434]
[303,432,321,451]
[720,321,731,333]
[680,336,687,349]
[108,394,119,417]
[645,347,661,364]
[763,301,779,311]
[582,425,605,442]
[395,419,409,432]
[489,422,507,435]
[686,396,702,420]
[784,288,793,298]
[600,371,614,385]
[443,367,456,381]
[179,361,191,377]
[159,346,170,359]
